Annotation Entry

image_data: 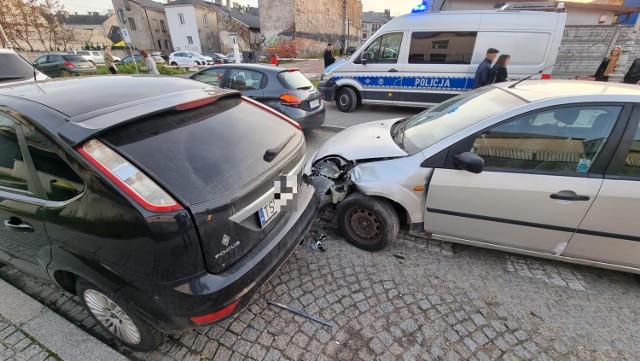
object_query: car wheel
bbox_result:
[171,62,177,66]
[337,193,399,251]
[76,278,163,351]
[336,87,358,113]
[59,69,72,77]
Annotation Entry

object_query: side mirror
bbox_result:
[360,55,367,65]
[454,152,484,174]
[33,62,38,67]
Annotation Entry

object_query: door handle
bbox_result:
[550,190,590,202]
[388,68,398,73]
[4,218,34,233]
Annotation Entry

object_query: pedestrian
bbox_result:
[473,48,499,89]
[140,50,159,75]
[104,45,117,74]
[492,54,510,83]
[623,58,640,84]
[324,43,335,69]
[594,46,622,82]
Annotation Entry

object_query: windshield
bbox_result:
[398,87,526,154]
[0,53,36,83]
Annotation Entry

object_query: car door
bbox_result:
[424,103,627,254]
[562,105,640,268]
[352,32,404,104]
[46,55,64,76]
[0,110,50,278]
[191,67,227,87]
[226,68,265,99]
[33,55,51,76]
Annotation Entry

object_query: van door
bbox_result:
[353,32,404,105]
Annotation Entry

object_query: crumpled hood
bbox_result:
[314,119,408,161]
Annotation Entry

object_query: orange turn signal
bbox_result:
[413,186,425,192]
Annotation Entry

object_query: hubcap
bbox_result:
[84,289,141,345]
[339,93,350,107]
[348,208,381,242]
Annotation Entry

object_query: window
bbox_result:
[360,32,402,64]
[160,20,166,32]
[372,24,381,32]
[187,36,193,44]
[128,17,136,30]
[0,113,28,192]
[202,14,208,27]
[153,19,159,31]
[179,13,185,25]
[157,40,162,49]
[34,56,48,65]
[193,68,226,87]
[470,106,621,174]
[620,122,640,177]
[228,69,265,91]
[22,124,84,201]
[124,0,131,10]
[165,40,170,49]
[409,32,477,65]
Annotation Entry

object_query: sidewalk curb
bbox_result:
[0,277,128,361]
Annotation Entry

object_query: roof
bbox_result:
[63,14,110,26]
[497,80,640,103]
[131,0,165,11]
[362,11,392,24]
[560,1,640,15]
[193,63,297,74]
[164,0,260,29]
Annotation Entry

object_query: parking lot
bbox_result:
[1,104,640,360]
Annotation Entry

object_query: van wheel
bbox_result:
[76,279,163,351]
[336,87,358,113]
[337,193,399,251]
[171,62,178,66]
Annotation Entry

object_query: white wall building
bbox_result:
[164,5,202,53]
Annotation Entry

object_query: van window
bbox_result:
[361,32,403,64]
[409,32,477,65]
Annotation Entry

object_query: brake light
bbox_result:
[176,96,219,111]
[77,139,183,212]
[241,95,301,130]
[541,74,551,80]
[279,94,302,108]
[63,62,75,68]
[287,68,298,72]
[190,300,239,325]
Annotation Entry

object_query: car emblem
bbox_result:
[222,234,230,247]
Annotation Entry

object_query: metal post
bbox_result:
[0,23,12,49]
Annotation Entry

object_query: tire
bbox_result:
[59,69,72,77]
[171,62,178,66]
[337,193,399,251]
[336,87,358,113]
[76,279,163,351]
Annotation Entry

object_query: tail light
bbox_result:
[241,95,301,130]
[279,94,302,108]
[77,139,183,212]
[63,62,75,68]
[541,74,551,80]
[190,300,239,325]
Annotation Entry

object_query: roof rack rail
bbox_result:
[497,1,564,12]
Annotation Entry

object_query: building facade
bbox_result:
[111,0,172,52]
[361,9,392,41]
[259,0,362,57]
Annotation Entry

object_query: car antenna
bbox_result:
[508,42,600,89]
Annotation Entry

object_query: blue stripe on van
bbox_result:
[333,75,473,91]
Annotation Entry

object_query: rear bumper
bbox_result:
[277,104,326,131]
[113,180,320,333]
[70,68,97,75]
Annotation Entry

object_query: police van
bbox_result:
[319,8,567,112]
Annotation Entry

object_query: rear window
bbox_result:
[77,51,90,56]
[102,96,300,204]
[277,70,313,90]
[0,53,35,83]
[62,55,87,62]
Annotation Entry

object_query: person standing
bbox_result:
[473,48,499,89]
[492,54,510,83]
[594,45,622,82]
[324,43,335,69]
[140,50,159,75]
[104,45,117,74]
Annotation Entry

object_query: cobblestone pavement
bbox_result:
[1,215,640,360]
[0,315,60,361]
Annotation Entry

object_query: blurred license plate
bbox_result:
[310,99,320,108]
[258,199,279,227]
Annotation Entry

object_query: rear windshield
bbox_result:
[102,96,300,204]
[277,70,314,90]
[0,53,35,83]
[77,51,90,55]
[62,55,87,62]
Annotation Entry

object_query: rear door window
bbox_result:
[228,69,264,91]
[0,113,28,192]
[409,32,477,64]
[192,68,226,87]
[277,70,313,90]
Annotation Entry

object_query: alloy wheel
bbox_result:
[83,289,141,345]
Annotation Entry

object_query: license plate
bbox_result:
[258,199,279,228]
[310,99,320,108]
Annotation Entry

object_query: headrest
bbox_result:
[554,108,580,125]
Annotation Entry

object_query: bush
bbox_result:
[96,64,190,76]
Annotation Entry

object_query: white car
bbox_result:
[307,80,640,274]
[0,48,48,87]
[168,51,210,66]
[67,50,105,66]
[186,51,213,65]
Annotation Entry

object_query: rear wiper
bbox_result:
[264,133,295,162]
[0,76,25,81]
[297,86,312,90]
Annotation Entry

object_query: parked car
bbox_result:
[204,52,228,64]
[115,54,164,65]
[190,64,326,130]
[306,80,640,274]
[224,52,238,63]
[32,54,97,77]
[168,51,210,67]
[150,51,168,63]
[186,51,213,64]
[346,46,357,56]
[0,76,321,350]
[68,50,105,66]
[0,48,48,87]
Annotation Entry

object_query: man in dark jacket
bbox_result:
[473,48,499,89]
[324,43,335,69]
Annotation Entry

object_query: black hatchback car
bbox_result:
[0,76,320,350]
[189,64,326,130]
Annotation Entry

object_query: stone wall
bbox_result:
[552,25,640,81]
